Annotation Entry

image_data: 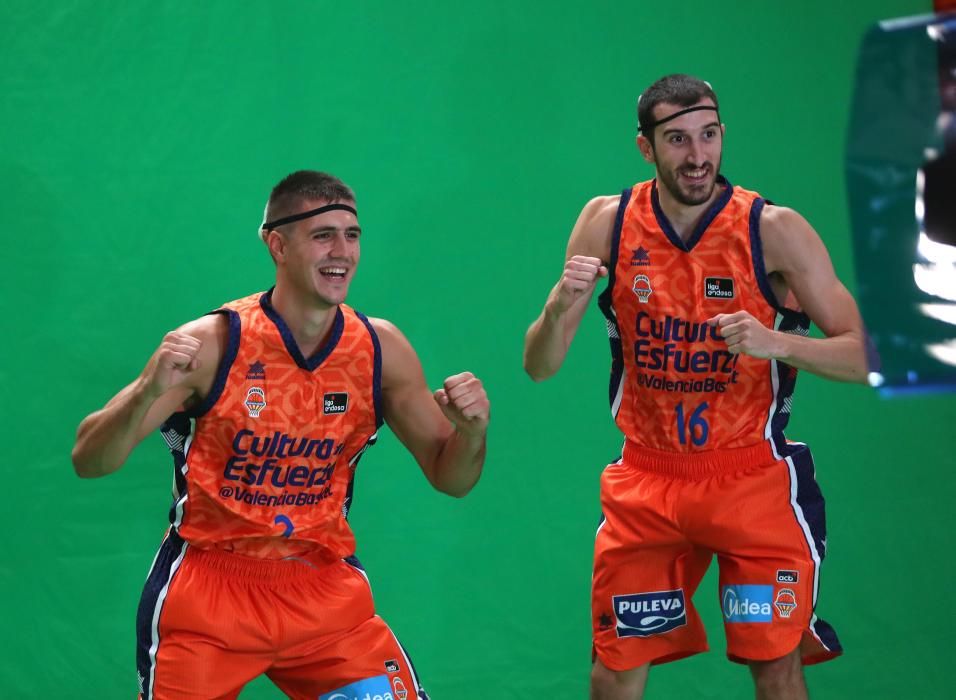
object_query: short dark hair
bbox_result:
[637,74,719,145]
[261,170,355,239]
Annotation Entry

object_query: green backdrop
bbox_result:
[3,1,954,698]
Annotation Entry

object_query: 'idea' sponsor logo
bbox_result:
[722,585,773,623]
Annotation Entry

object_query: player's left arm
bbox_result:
[709,205,868,383]
[371,317,489,497]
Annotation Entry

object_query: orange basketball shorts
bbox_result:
[592,437,842,670]
[135,531,427,700]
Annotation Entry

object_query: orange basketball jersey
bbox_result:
[159,290,382,562]
[597,178,810,453]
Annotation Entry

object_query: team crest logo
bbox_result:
[774,588,797,618]
[244,386,266,418]
[632,274,653,303]
[392,677,408,700]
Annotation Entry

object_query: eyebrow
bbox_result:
[308,225,362,234]
[661,121,721,137]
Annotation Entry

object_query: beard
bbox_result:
[656,155,723,206]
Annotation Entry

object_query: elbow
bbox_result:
[71,452,100,479]
[71,444,112,479]
[431,467,482,499]
[522,356,555,383]
[436,480,477,499]
[71,453,98,479]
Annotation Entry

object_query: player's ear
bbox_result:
[637,134,655,164]
[266,229,288,263]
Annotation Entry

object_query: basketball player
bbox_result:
[523,75,867,700]
[72,170,490,700]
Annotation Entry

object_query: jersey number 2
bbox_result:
[676,401,709,446]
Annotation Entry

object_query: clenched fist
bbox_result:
[550,255,608,315]
[433,372,490,436]
[143,331,203,398]
[708,311,783,359]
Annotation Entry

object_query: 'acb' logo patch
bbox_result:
[323,392,349,415]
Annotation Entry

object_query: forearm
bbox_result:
[774,331,868,384]
[523,297,574,381]
[71,378,158,478]
[428,429,486,498]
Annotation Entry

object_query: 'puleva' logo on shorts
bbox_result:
[319,674,394,700]
[612,589,687,637]
[722,585,773,623]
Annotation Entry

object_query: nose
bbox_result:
[329,232,350,258]
[687,139,706,165]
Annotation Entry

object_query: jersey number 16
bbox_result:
[675,401,709,447]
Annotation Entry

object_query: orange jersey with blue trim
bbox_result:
[597,178,809,452]
[159,290,382,562]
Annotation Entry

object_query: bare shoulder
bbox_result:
[568,194,621,262]
[580,194,621,223]
[759,204,826,275]
[178,312,229,351]
[367,317,418,386]
[174,312,230,386]
[367,316,409,349]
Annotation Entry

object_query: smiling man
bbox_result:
[72,170,490,700]
[523,75,867,699]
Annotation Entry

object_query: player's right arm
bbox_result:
[71,314,226,478]
[522,195,618,381]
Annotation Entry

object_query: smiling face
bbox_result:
[266,199,361,309]
[638,98,724,208]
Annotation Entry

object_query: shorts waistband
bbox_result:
[184,544,338,580]
[621,439,777,478]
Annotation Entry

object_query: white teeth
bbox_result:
[321,267,346,274]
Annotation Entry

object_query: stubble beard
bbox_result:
[657,155,723,207]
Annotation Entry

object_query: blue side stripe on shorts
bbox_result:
[135,530,188,699]
[779,439,843,654]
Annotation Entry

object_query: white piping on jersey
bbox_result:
[611,371,625,418]
[764,312,785,440]
[171,420,196,529]
[606,308,625,419]
[349,432,378,467]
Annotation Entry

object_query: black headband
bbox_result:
[638,105,720,134]
[261,202,357,230]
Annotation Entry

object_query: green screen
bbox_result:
[3,1,954,698]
